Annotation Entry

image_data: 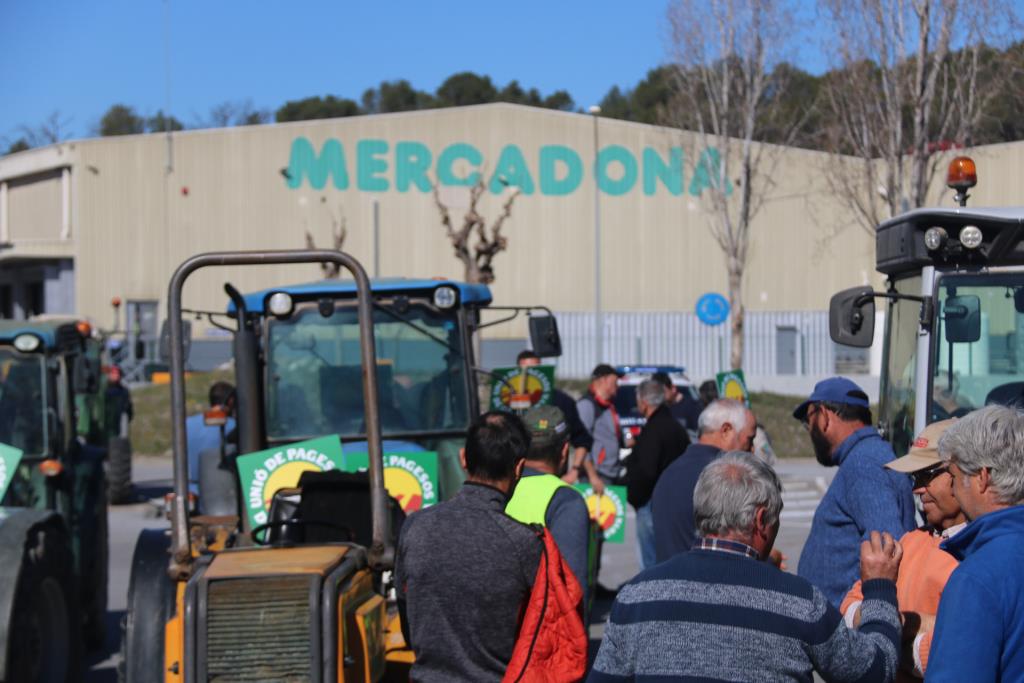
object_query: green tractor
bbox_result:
[0,319,110,682]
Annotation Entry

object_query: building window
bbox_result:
[0,285,11,319]
[27,282,44,317]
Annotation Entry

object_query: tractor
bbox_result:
[0,319,109,682]
[120,249,561,682]
[831,156,1024,452]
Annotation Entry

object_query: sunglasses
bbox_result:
[912,465,950,489]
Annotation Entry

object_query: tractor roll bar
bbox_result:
[166,250,388,576]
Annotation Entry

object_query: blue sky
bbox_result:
[0,1,829,144]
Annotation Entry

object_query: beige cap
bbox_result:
[886,418,957,473]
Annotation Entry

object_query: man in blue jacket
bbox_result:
[926,405,1024,682]
[794,377,916,607]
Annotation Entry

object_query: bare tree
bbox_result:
[822,0,1017,233]
[18,111,73,147]
[200,99,271,128]
[304,203,347,278]
[665,0,799,370]
[431,178,522,284]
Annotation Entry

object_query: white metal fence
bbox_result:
[552,310,858,380]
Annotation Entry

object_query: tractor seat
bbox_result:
[265,470,405,547]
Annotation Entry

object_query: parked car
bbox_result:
[613,365,702,447]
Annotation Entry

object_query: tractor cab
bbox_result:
[830,156,1024,454]
[0,319,104,506]
[194,277,560,516]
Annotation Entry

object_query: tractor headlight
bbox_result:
[924,227,947,251]
[959,225,983,250]
[267,292,294,318]
[13,334,41,352]
[433,286,457,309]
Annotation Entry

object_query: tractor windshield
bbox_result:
[265,301,471,441]
[0,348,47,455]
[931,271,1024,420]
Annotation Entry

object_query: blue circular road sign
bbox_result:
[696,293,730,326]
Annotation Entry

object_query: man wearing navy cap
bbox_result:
[794,376,916,607]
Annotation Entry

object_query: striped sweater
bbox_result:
[588,545,901,682]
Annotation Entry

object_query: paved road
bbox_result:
[87,456,835,680]
[86,457,173,682]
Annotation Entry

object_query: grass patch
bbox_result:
[130,370,233,455]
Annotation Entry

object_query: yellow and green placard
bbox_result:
[573,483,627,543]
[236,435,346,528]
[0,443,24,501]
[490,365,556,411]
[342,451,439,514]
[716,369,750,407]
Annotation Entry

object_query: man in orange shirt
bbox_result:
[840,419,965,680]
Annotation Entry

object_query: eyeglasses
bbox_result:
[912,465,950,489]
[801,405,820,431]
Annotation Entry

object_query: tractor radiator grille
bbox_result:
[206,576,314,682]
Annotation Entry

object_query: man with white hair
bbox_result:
[926,405,1024,682]
[589,453,903,682]
[651,398,756,562]
[626,378,690,569]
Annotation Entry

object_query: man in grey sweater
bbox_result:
[395,411,542,682]
[590,453,903,682]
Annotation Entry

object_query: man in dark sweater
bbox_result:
[395,411,542,682]
[627,379,690,569]
[590,453,903,683]
[651,398,755,562]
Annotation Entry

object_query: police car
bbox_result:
[613,365,702,446]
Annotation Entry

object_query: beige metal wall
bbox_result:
[3,103,1024,338]
[7,170,63,241]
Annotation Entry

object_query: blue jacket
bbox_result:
[651,443,721,562]
[798,427,916,606]
[926,505,1024,683]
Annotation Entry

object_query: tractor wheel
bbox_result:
[84,491,109,650]
[118,529,175,683]
[107,437,133,504]
[6,524,82,683]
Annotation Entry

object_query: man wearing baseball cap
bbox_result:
[840,419,965,680]
[577,364,627,486]
[794,376,916,607]
[507,405,595,607]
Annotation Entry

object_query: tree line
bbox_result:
[2,72,575,154]
[5,42,1023,156]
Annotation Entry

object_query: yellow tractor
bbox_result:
[120,250,412,682]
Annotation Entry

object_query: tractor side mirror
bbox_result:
[944,295,981,343]
[159,319,192,363]
[529,314,562,358]
[829,286,876,348]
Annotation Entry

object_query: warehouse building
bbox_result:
[1,103,1022,390]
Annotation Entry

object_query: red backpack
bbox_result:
[503,528,588,683]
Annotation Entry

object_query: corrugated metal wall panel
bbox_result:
[7,169,62,241]
[553,310,836,380]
